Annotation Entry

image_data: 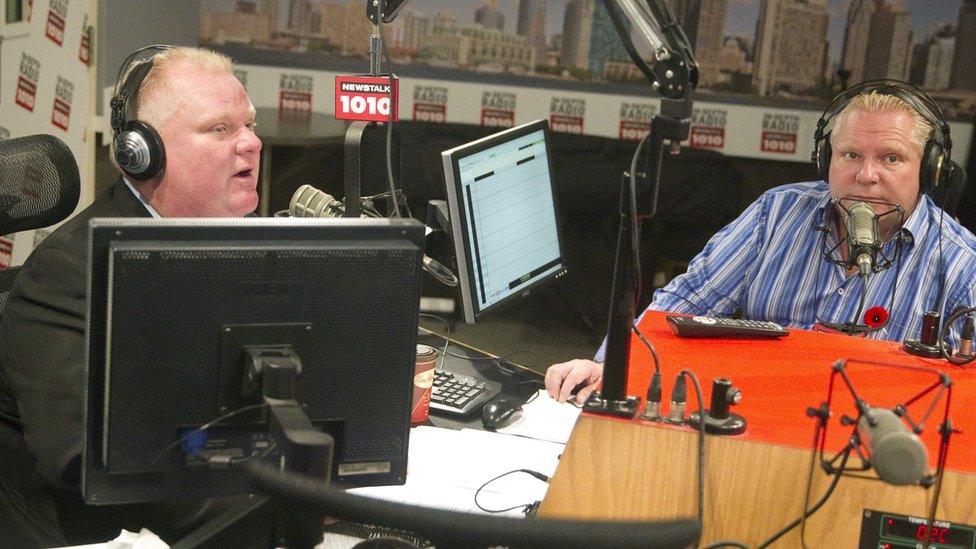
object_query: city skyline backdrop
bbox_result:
[199,0,974,114]
[203,0,963,64]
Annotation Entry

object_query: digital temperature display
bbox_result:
[860,509,976,549]
[883,517,974,547]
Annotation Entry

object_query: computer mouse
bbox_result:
[481,395,523,431]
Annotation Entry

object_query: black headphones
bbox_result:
[110,45,171,180]
[812,79,952,196]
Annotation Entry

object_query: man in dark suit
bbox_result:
[0,46,261,545]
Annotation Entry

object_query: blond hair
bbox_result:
[826,90,934,154]
[124,47,235,128]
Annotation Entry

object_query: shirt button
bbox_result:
[837,288,845,295]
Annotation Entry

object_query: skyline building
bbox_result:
[587,1,628,77]
[924,36,955,90]
[840,0,877,85]
[561,0,594,70]
[752,0,829,96]
[862,1,914,81]
[950,0,976,90]
[668,0,729,87]
[475,1,506,32]
[517,0,548,67]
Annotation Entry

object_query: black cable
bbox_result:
[375,14,403,218]
[847,271,869,334]
[418,313,451,372]
[701,542,750,549]
[679,369,706,548]
[629,131,652,309]
[755,448,850,549]
[473,468,549,515]
[418,314,540,374]
[938,305,976,365]
[632,324,661,374]
[150,403,268,467]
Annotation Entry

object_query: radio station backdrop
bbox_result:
[200,0,975,162]
[1,0,93,267]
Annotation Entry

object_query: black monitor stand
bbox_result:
[174,346,334,549]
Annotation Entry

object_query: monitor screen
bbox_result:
[441,119,567,323]
[82,218,425,505]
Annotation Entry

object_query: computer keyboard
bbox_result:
[430,369,502,417]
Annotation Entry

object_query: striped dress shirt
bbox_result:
[596,181,976,360]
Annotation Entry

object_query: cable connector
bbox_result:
[667,373,687,424]
[641,372,663,421]
[953,313,975,362]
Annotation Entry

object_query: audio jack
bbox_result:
[666,374,687,425]
[953,313,975,364]
[641,372,662,421]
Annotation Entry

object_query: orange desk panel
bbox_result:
[623,312,975,472]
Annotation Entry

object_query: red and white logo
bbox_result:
[689,108,727,149]
[16,54,40,112]
[51,76,73,131]
[45,0,68,45]
[481,91,516,128]
[549,97,585,134]
[412,86,447,123]
[760,113,799,154]
[335,76,397,122]
[618,102,656,142]
[279,74,313,112]
[79,15,91,64]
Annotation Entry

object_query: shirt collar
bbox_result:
[122,176,162,218]
[898,194,929,244]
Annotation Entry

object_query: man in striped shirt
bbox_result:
[546,87,976,403]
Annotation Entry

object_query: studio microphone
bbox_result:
[857,407,928,485]
[845,201,879,276]
[287,185,458,287]
[289,184,343,219]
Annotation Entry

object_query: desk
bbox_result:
[416,330,544,430]
[254,108,347,217]
[540,311,976,547]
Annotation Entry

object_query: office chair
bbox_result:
[0,134,81,317]
[0,133,81,547]
[242,461,701,549]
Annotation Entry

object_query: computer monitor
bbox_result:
[441,119,567,323]
[82,217,425,505]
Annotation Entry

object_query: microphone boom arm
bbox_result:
[585,1,697,416]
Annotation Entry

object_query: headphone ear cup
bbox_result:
[919,139,946,195]
[115,120,165,180]
[816,137,832,183]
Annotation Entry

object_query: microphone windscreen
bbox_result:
[857,408,927,485]
[289,184,339,218]
[0,134,80,235]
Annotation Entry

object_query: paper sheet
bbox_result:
[494,389,582,444]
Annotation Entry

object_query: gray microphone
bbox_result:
[857,407,928,485]
[289,184,343,218]
[846,201,879,276]
[286,184,459,287]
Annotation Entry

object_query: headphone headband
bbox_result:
[112,45,171,180]
[815,79,951,153]
[812,79,952,194]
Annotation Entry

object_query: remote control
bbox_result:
[666,315,789,338]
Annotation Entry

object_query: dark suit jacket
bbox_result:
[0,179,261,546]
[0,177,149,488]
